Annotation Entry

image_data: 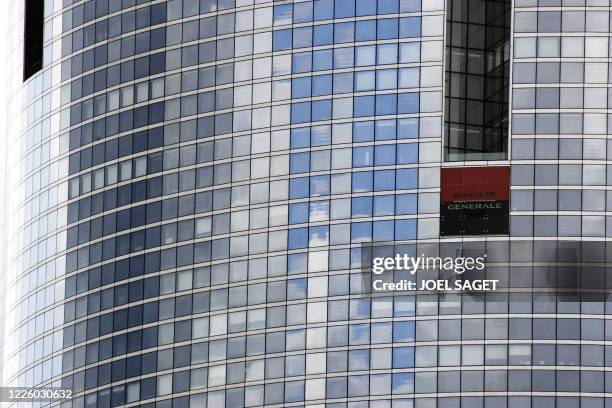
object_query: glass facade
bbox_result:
[445,0,511,161]
[509,2,612,408]
[1,0,611,407]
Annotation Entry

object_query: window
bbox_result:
[24,0,44,81]
[445,0,511,160]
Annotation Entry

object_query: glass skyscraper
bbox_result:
[3,0,612,407]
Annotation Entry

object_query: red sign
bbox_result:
[441,167,510,202]
[440,166,510,236]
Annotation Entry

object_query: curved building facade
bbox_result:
[2,0,611,407]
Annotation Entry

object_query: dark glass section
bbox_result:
[23,0,44,81]
[444,0,510,161]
